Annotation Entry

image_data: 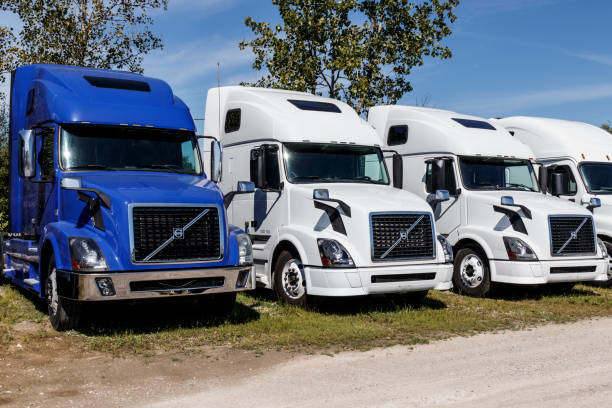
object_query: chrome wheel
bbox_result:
[46,268,59,315]
[281,259,305,300]
[460,254,484,288]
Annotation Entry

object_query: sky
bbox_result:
[2,0,612,132]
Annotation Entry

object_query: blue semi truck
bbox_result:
[0,64,255,331]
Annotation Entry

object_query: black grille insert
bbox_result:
[371,273,436,283]
[132,207,221,262]
[549,216,596,256]
[130,277,225,292]
[371,213,434,260]
[550,266,597,274]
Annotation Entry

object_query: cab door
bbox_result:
[425,157,461,235]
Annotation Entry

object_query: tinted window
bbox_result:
[288,99,341,113]
[426,160,457,193]
[225,109,241,133]
[387,125,408,146]
[84,76,150,92]
[40,129,55,180]
[548,165,577,196]
[60,125,201,175]
[579,163,612,194]
[452,118,496,130]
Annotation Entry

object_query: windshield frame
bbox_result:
[457,155,540,192]
[281,142,391,185]
[578,161,612,195]
[58,124,203,176]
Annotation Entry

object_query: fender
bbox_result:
[452,230,496,261]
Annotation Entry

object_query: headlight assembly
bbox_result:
[69,237,108,272]
[503,237,538,261]
[236,233,253,266]
[597,238,609,258]
[437,235,454,263]
[318,239,354,267]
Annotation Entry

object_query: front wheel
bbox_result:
[453,247,491,297]
[46,255,81,331]
[273,250,307,305]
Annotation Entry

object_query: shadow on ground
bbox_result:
[489,283,599,301]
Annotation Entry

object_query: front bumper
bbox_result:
[56,266,255,301]
[491,258,609,285]
[304,262,453,297]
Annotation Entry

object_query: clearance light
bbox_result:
[607,155,610,161]
[581,153,586,159]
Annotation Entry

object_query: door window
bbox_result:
[547,165,577,196]
[426,160,457,193]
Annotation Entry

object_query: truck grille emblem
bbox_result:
[556,217,588,255]
[380,215,424,259]
[142,209,210,262]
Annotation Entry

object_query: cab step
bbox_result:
[23,279,40,286]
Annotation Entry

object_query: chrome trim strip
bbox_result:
[548,214,597,257]
[369,211,437,262]
[128,203,225,265]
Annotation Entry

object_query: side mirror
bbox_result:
[210,140,222,183]
[250,148,266,189]
[392,153,403,189]
[538,166,548,194]
[237,181,255,193]
[501,196,515,206]
[582,194,601,208]
[435,190,450,202]
[550,172,568,196]
[20,129,35,178]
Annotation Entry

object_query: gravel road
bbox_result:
[146,318,612,408]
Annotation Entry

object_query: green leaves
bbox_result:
[0,0,168,74]
[240,0,459,114]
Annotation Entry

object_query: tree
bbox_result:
[0,0,168,74]
[602,122,612,134]
[239,0,458,114]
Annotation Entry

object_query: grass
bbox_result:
[2,282,612,355]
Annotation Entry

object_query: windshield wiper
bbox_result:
[133,164,184,173]
[291,176,333,182]
[506,183,534,191]
[472,181,499,189]
[68,164,115,171]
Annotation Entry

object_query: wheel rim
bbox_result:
[281,259,305,299]
[459,254,485,288]
[46,268,59,314]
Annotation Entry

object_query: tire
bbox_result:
[273,250,307,305]
[453,247,491,297]
[46,255,81,331]
[196,292,237,320]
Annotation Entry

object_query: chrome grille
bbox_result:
[132,206,222,263]
[370,213,435,261]
[549,216,596,256]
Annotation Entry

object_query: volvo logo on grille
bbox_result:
[173,228,185,239]
[556,217,588,255]
[379,215,425,259]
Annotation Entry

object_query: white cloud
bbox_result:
[568,52,612,67]
[452,83,612,114]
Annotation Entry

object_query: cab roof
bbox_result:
[12,64,195,132]
[368,105,534,159]
[203,86,379,147]
[493,116,612,163]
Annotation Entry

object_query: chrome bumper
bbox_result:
[57,266,255,301]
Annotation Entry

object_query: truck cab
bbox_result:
[495,116,612,284]
[1,65,254,331]
[204,87,454,305]
[369,106,609,297]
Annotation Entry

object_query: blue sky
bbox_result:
[3,0,612,131]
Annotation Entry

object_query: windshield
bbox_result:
[284,143,389,184]
[60,125,201,174]
[458,156,539,191]
[579,163,612,194]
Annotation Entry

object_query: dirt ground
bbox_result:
[2,317,612,407]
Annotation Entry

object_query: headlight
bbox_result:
[318,239,354,267]
[69,237,108,271]
[236,233,253,265]
[437,235,453,263]
[597,238,609,258]
[503,237,537,261]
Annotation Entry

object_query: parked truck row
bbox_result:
[1,64,609,331]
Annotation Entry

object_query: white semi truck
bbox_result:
[203,87,454,305]
[495,116,612,285]
[369,106,609,297]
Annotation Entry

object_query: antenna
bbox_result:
[217,62,221,136]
